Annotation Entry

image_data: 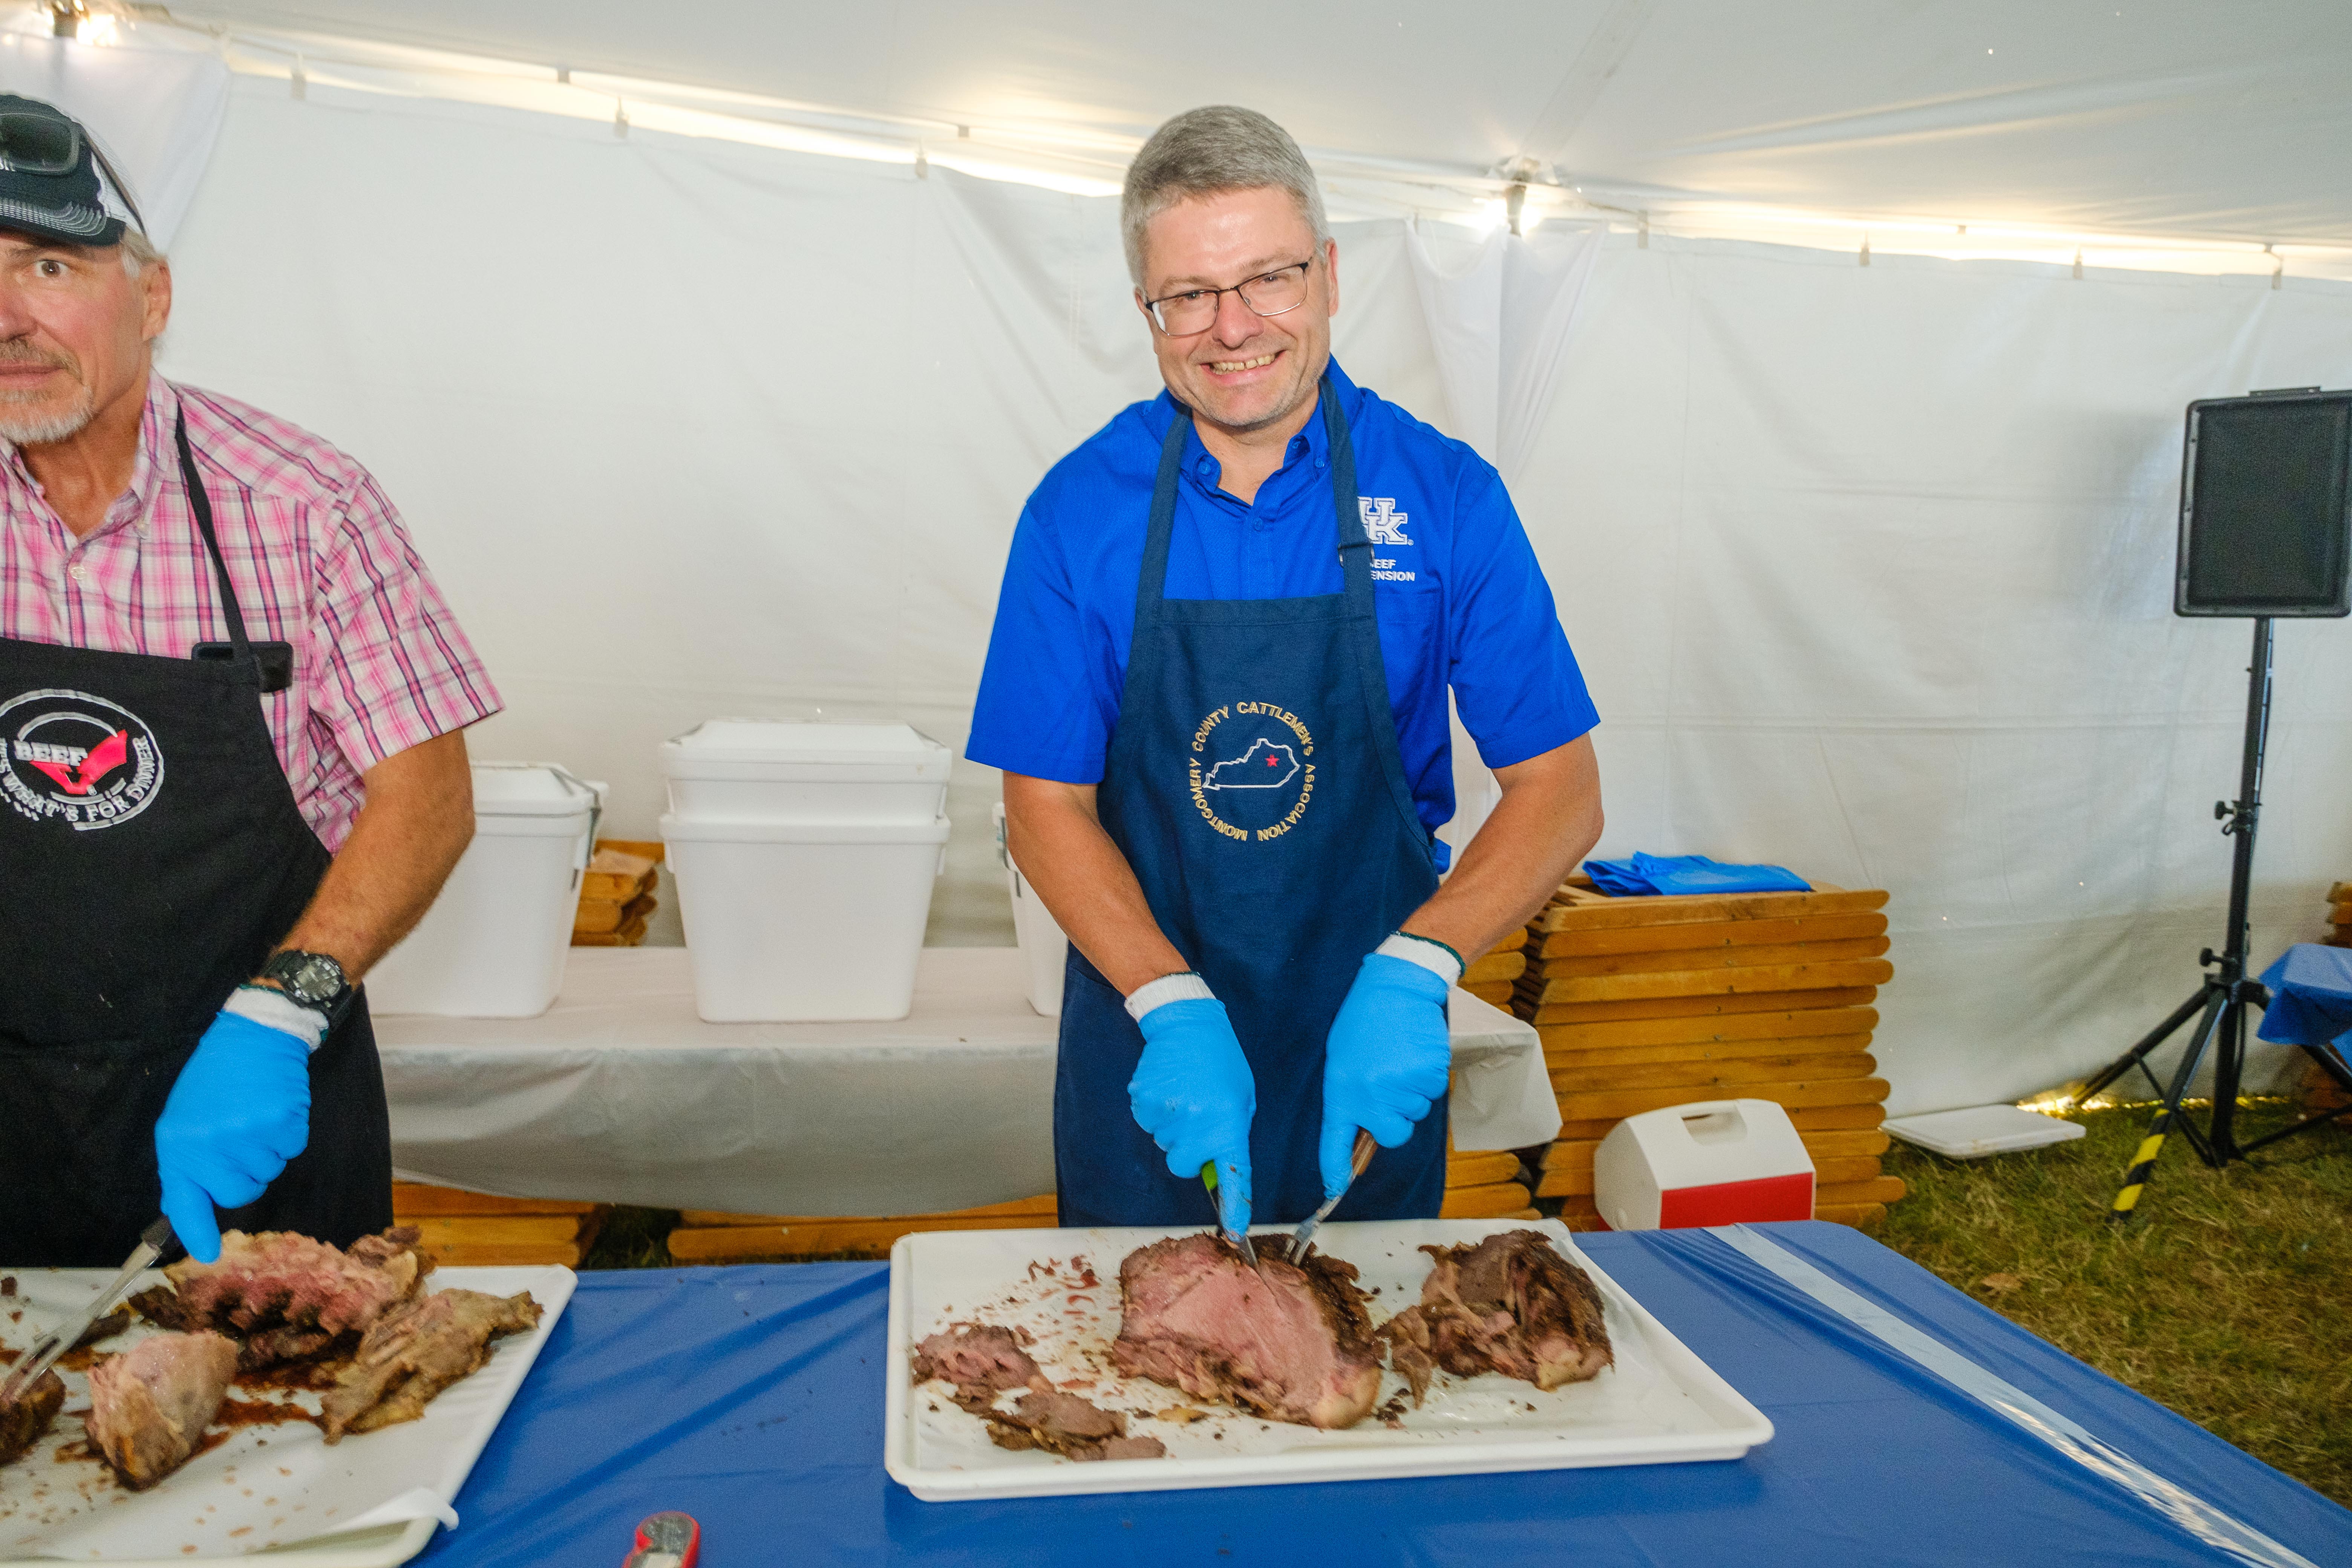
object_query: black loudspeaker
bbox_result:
[2176,387,2352,617]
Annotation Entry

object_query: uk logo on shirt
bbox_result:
[1359,497,1412,546]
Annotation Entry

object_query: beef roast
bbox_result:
[145,1229,432,1367]
[1111,1233,1383,1429]
[1383,1230,1612,1400]
[982,1389,1165,1462]
[0,1369,64,1467]
[320,1289,541,1443]
[84,1331,240,1489]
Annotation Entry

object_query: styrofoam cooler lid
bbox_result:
[469,762,599,824]
[660,812,951,844]
[662,719,951,779]
[1884,1104,2088,1158]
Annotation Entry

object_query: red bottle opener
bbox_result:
[622,1511,700,1568]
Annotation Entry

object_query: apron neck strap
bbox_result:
[1137,375,1366,612]
[172,409,253,660]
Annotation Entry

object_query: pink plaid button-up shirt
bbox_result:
[0,375,500,851]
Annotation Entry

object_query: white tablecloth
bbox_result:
[371,947,1558,1215]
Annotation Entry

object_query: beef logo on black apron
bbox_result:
[1187,700,1318,844]
[0,686,165,830]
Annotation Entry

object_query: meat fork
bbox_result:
[1266,1129,1376,1265]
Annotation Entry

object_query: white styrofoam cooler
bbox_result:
[662,813,950,1021]
[366,763,599,1019]
[993,800,1067,1017]
[1594,1099,1816,1231]
[661,718,951,824]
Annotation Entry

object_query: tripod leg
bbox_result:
[2110,989,2228,1222]
[2078,988,2212,1104]
[2207,998,2248,1165]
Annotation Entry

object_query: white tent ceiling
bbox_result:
[155,0,2352,248]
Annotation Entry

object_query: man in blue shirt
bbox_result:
[968,106,1603,1237]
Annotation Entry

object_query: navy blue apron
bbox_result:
[1054,379,1447,1228]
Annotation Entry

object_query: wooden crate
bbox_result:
[1462,981,1516,1007]
[1523,987,1880,1028]
[1446,1149,1524,1187]
[1439,1182,1536,1218]
[574,840,663,949]
[669,1194,1057,1261]
[1528,911,1888,959]
[389,1182,608,1266]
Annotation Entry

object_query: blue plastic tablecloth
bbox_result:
[416,1223,2351,1566]
[2258,943,2352,1047]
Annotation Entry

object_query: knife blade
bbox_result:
[0,1217,173,1409]
[1198,1160,1266,1277]
[1283,1127,1377,1264]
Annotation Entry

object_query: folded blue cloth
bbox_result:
[1583,853,1812,899]
[2256,944,2352,1048]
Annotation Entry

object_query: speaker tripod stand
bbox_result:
[2078,617,2352,1220]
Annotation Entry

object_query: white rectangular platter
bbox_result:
[884,1218,1772,1501]
[1,1263,574,1564]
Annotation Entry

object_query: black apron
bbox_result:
[1055,381,1448,1228]
[0,413,392,1266]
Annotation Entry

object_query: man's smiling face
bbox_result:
[1136,185,1337,439]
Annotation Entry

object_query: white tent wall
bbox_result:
[150,77,1449,949]
[147,76,2352,1116]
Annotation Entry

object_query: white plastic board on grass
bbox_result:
[883,1219,1772,1501]
[1884,1104,2089,1159]
[0,1265,573,1565]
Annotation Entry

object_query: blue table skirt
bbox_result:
[418,1223,2351,1566]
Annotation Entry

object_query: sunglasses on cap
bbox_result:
[0,109,82,176]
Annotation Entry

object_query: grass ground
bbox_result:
[576,1103,2352,1506]
[1878,1100,2352,1507]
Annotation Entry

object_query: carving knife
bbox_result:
[0,1217,174,1409]
[1198,1160,1267,1277]
[1283,1128,1376,1263]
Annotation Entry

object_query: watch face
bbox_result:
[275,951,345,1003]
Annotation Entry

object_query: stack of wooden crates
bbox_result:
[1512,878,1908,1229]
[390,1182,608,1266]
[665,1144,1537,1262]
[573,839,662,948]
[2305,880,2352,1120]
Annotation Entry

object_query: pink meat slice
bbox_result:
[158,1228,430,1343]
[911,1324,1043,1395]
[1111,1233,1382,1430]
[84,1331,240,1490]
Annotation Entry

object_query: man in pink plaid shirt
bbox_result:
[0,95,498,1267]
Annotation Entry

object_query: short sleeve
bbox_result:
[306,471,502,776]
[1446,469,1598,769]
[967,500,1112,782]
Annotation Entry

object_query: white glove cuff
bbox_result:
[224,984,330,1052]
[1125,971,1216,1021]
[1377,932,1465,986]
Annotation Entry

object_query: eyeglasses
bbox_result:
[0,111,81,176]
[1144,256,1317,336]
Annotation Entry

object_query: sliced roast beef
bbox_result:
[983,1389,1165,1462]
[1383,1230,1612,1399]
[84,1331,240,1489]
[1111,1233,1383,1430]
[0,1369,64,1467]
[320,1288,541,1443]
[910,1323,1045,1402]
[153,1229,432,1365]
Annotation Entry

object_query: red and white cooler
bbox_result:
[1592,1099,1815,1230]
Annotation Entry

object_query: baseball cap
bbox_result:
[0,94,142,248]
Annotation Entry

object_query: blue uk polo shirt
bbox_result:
[968,358,1597,859]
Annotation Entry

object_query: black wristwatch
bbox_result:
[257,949,353,1023]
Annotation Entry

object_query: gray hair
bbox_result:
[1121,106,1329,287]
[119,227,165,277]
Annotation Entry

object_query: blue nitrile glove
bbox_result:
[1320,942,1456,1199]
[1126,987,1255,1237]
[155,999,317,1263]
